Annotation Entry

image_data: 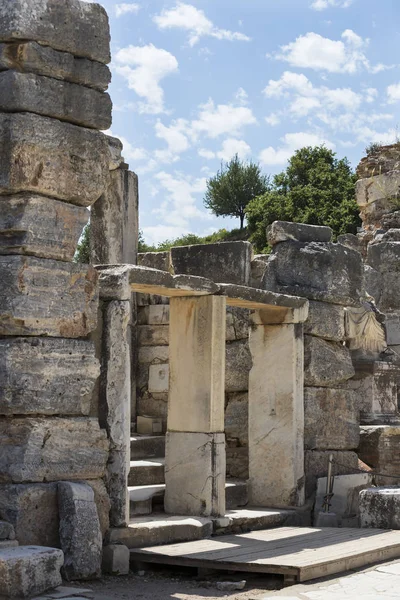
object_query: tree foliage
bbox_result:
[204,154,270,229]
[246,146,360,253]
[74,223,91,263]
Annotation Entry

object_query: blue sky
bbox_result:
[87,0,399,244]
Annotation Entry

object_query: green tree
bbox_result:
[204,154,270,229]
[246,146,360,252]
[74,223,91,263]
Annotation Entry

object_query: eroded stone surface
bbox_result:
[58,482,102,581]
[303,301,345,341]
[225,340,252,393]
[0,338,100,416]
[304,387,359,451]
[0,545,63,598]
[263,241,364,306]
[0,418,109,483]
[0,41,111,91]
[0,0,111,63]
[0,112,110,206]
[0,194,89,261]
[267,221,332,246]
[171,241,252,286]
[359,425,400,485]
[0,71,112,130]
[304,335,355,387]
[360,487,400,529]
[0,256,98,337]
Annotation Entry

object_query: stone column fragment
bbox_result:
[165,295,226,517]
[248,316,305,507]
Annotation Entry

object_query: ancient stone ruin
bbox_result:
[1,0,400,597]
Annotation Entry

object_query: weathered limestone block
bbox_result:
[0,194,89,261]
[367,241,400,274]
[303,301,345,341]
[357,145,400,179]
[0,0,111,64]
[337,233,363,253]
[356,171,400,209]
[0,480,109,547]
[0,521,14,540]
[0,112,110,206]
[226,446,249,480]
[168,296,226,433]
[382,210,400,230]
[91,169,139,265]
[314,473,373,527]
[305,450,358,497]
[99,300,131,527]
[304,336,355,387]
[148,364,169,394]
[164,432,225,517]
[107,135,124,171]
[0,418,109,483]
[138,324,169,346]
[0,256,98,337]
[267,221,332,246]
[138,251,171,272]
[0,546,63,598]
[0,71,112,130]
[263,241,363,306]
[225,340,252,393]
[138,345,169,364]
[249,322,304,507]
[386,315,400,345]
[250,257,267,288]
[304,387,359,450]
[137,392,168,421]
[138,305,170,325]
[359,425,400,484]
[360,487,400,529]
[171,241,252,286]
[98,266,131,301]
[364,264,383,304]
[0,338,99,416]
[0,41,111,91]
[102,544,130,576]
[225,392,248,446]
[226,307,250,341]
[58,482,102,580]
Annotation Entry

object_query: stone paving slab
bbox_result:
[33,586,94,599]
[251,559,400,599]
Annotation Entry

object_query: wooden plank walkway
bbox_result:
[130,527,400,584]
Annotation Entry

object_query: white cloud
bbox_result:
[115,3,140,17]
[260,132,335,166]
[265,113,281,126]
[154,171,209,228]
[198,148,216,159]
[191,99,257,139]
[272,30,389,74]
[387,83,400,104]
[217,138,251,161]
[154,119,190,162]
[115,44,178,114]
[153,2,251,46]
[310,0,354,10]
[235,87,249,105]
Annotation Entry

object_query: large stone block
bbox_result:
[303,301,345,341]
[138,305,170,326]
[347,362,400,424]
[91,169,139,265]
[0,112,110,206]
[0,256,98,337]
[356,171,400,208]
[0,546,63,598]
[0,0,111,64]
[360,487,400,529]
[0,480,109,547]
[267,221,333,246]
[359,425,400,484]
[304,336,355,387]
[138,251,171,272]
[138,325,169,346]
[0,418,108,483]
[171,241,252,286]
[304,387,359,450]
[0,41,111,91]
[367,241,400,274]
[0,194,89,261]
[0,338,99,416]
[225,392,248,446]
[263,241,364,306]
[58,482,102,581]
[225,340,252,393]
[304,450,358,497]
[164,432,225,517]
[0,71,111,130]
[226,307,250,341]
[357,145,400,179]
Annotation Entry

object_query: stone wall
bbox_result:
[0,0,114,548]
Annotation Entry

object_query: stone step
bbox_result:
[130,435,165,460]
[106,513,213,549]
[128,458,165,487]
[220,506,311,535]
[128,480,249,516]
